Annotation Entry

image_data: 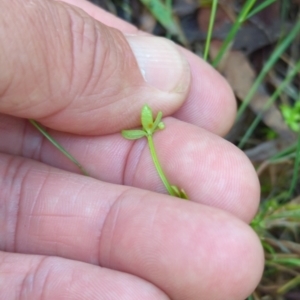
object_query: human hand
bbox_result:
[0,0,264,299]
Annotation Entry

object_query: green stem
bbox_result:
[147,134,175,196]
[29,119,89,176]
[203,0,218,61]
[212,0,256,67]
[277,275,300,294]
[247,0,276,19]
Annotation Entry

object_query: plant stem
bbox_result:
[277,275,300,294]
[212,0,256,67]
[203,0,218,61]
[147,134,176,196]
[29,119,89,176]
[247,0,276,19]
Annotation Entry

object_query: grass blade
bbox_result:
[29,119,89,176]
[247,0,277,19]
[277,275,300,294]
[212,0,256,67]
[203,0,218,61]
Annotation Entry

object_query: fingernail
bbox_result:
[125,35,190,93]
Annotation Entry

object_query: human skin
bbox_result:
[0,0,264,299]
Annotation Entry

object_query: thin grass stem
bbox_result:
[277,275,300,294]
[203,0,218,61]
[270,143,297,162]
[212,0,256,67]
[29,119,89,176]
[247,0,276,19]
[147,135,175,196]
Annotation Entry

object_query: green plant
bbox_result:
[280,101,300,132]
[29,104,188,200]
[122,105,188,199]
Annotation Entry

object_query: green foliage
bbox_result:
[121,129,147,139]
[280,102,300,132]
[122,105,188,200]
[263,128,278,140]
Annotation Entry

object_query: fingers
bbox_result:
[60,0,237,136]
[0,0,190,135]
[0,154,264,300]
[0,114,259,221]
[59,0,139,33]
[0,0,236,138]
[0,252,169,300]
[123,117,260,222]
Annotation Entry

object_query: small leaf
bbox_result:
[157,122,165,130]
[171,185,180,195]
[179,189,188,200]
[171,185,189,200]
[122,129,147,140]
[153,111,163,131]
[141,105,154,134]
